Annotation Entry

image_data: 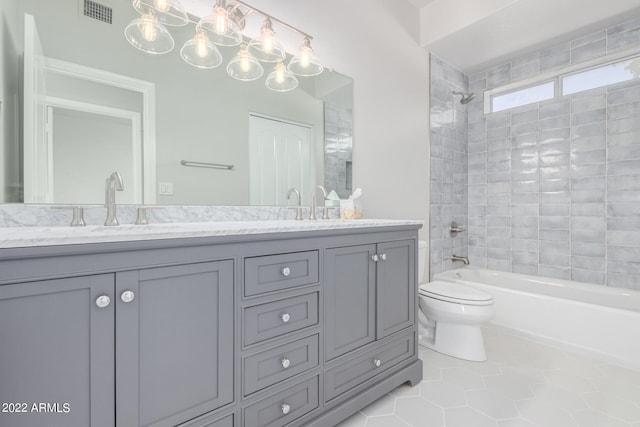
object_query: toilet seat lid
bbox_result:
[419,280,493,305]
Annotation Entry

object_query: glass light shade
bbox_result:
[265,62,299,92]
[197,15,242,47]
[124,15,175,54]
[247,19,286,63]
[180,33,223,69]
[288,38,323,77]
[132,0,188,26]
[227,46,264,81]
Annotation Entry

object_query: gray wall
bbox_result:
[429,55,468,277]
[0,0,20,202]
[430,16,640,290]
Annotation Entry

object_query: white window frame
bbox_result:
[484,45,640,114]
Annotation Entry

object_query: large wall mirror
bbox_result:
[0,0,353,206]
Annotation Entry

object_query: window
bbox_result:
[491,81,555,113]
[562,57,640,95]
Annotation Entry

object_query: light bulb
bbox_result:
[141,14,158,42]
[214,6,228,35]
[262,27,274,53]
[154,0,170,12]
[275,63,285,83]
[240,50,250,72]
[195,33,208,58]
[300,45,312,68]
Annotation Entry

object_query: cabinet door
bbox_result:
[0,275,115,427]
[376,240,415,339]
[116,260,234,427]
[324,244,376,360]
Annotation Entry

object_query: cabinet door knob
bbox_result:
[373,359,382,368]
[371,254,379,262]
[281,358,291,368]
[281,404,291,415]
[281,313,291,323]
[120,290,135,303]
[380,253,387,261]
[95,295,111,308]
[281,267,291,277]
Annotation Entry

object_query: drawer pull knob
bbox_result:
[281,267,291,277]
[121,290,136,303]
[371,254,379,262]
[373,359,382,368]
[281,313,291,323]
[95,295,111,308]
[380,253,387,261]
[281,403,291,415]
[281,358,291,369]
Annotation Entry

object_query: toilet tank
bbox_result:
[418,240,428,283]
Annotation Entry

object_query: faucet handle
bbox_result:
[322,206,339,220]
[135,206,159,225]
[53,206,86,227]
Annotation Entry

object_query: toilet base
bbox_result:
[420,321,487,362]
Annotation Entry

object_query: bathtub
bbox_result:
[433,267,640,371]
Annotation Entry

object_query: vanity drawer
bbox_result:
[177,412,233,427]
[243,293,319,346]
[244,251,319,296]
[244,334,319,396]
[243,375,319,427]
[324,331,415,402]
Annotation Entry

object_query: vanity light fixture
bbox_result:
[247,18,286,63]
[265,62,298,92]
[125,0,324,91]
[180,31,223,68]
[227,44,264,81]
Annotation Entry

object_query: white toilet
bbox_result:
[417,241,494,362]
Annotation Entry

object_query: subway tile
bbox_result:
[487,226,511,239]
[512,263,539,275]
[511,51,540,68]
[488,237,511,249]
[572,255,606,272]
[540,228,570,242]
[539,115,570,131]
[512,226,538,239]
[488,181,511,194]
[572,203,606,217]
[571,30,606,49]
[540,203,571,216]
[608,215,640,230]
[487,127,511,140]
[487,171,511,183]
[540,191,571,204]
[486,216,511,227]
[468,216,485,227]
[608,246,640,262]
[512,109,539,125]
[608,145,640,161]
[571,228,605,244]
[513,121,539,136]
[607,189,640,204]
[570,92,606,113]
[539,216,570,229]
[607,203,640,217]
[468,141,487,154]
[511,133,539,148]
[607,101,640,120]
[540,152,570,166]
[607,82,640,105]
[540,240,570,255]
[572,121,606,139]
[571,37,606,63]
[487,160,510,172]
[608,259,640,276]
[511,204,538,217]
[607,26,640,51]
[540,42,571,71]
[571,163,606,177]
[539,140,570,156]
[570,135,606,153]
[539,128,570,145]
[486,63,512,88]
[487,148,511,162]
[512,238,538,252]
[608,230,640,246]
[487,113,511,129]
[571,189,605,203]
[607,117,640,134]
[487,194,510,206]
[512,215,538,227]
[539,98,570,119]
[540,251,570,267]
[571,176,605,190]
[468,226,486,237]
[511,61,540,81]
[571,109,606,126]
[571,242,605,257]
[603,159,640,176]
[539,178,570,192]
[540,165,570,179]
[487,258,511,271]
[512,180,538,193]
[538,265,571,280]
[487,247,510,260]
[572,269,605,285]
[469,205,487,216]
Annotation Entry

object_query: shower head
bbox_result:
[452,91,475,104]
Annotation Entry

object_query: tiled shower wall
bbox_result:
[324,102,353,199]
[429,56,468,277]
[430,17,640,289]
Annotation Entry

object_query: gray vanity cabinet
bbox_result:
[324,239,415,361]
[115,260,235,427]
[0,274,115,427]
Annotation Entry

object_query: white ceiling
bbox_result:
[405,0,438,8]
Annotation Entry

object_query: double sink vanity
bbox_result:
[0,213,423,427]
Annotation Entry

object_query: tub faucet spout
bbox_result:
[451,255,470,265]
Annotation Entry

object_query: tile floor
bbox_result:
[336,327,640,427]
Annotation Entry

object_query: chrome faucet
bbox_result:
[451,255,470,265]
[309,185,327,220]
[286,188,303,221]
[104,172,124,226]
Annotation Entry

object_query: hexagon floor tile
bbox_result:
[335,326,640,427]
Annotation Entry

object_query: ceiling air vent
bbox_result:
[83,0,113,24]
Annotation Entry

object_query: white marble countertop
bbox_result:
[0,219,423,249]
